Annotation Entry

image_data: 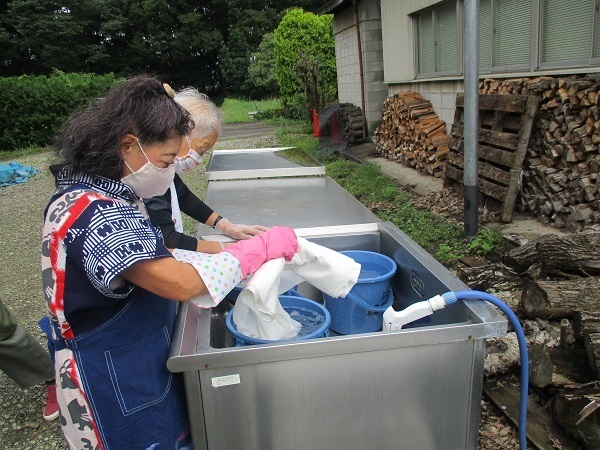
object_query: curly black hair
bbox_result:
[53,76,194,180]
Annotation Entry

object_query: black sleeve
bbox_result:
[174,175,215,224]
[144,183,199,251]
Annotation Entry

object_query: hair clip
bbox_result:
[162,83,175,99]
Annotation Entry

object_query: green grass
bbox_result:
[219,97,304,126]
[220,98,280,123]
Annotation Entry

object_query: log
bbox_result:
[503,233,600,277]
[481,74,600,231]
[521,278,600,319]
[552,382,600,450]
[528,344,593,388]
[574,311,600,340]
[537,233,600,276]
[583,332,600,378]
[373,92,448,177]
[484,377,583,450]
[456,263,523,291]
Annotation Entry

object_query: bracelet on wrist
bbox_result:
[212,215,224,229]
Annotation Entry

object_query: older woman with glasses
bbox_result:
[145,87,268,253]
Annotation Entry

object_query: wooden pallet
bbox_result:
[444,93,540,222]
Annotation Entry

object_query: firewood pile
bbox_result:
[480,75,600,232]
[457,232,600,449]
[339,103,367,145]
[372,92,449,177]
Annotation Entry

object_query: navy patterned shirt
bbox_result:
[46,166,172,334]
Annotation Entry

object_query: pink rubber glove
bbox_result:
[222,226,298,278]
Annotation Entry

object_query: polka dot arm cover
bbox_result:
[172,249,243,308]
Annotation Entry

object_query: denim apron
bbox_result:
[42,186,192,450]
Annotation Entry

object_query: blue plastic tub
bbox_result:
[226,295,331,346]
[323,250,397,335]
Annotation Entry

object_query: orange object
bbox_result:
[312,109,320,137]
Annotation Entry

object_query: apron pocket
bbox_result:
[104,326,172,415]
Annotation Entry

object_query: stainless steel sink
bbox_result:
[168,223,506,450]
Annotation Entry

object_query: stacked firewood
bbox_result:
[458,233,600,449]
[373,92,449,177]
[480,75,600,232]
[339,103,367,145]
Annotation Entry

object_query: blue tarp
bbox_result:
[0,162,40,188]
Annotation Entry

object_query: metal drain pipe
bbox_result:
[354,0,367,139]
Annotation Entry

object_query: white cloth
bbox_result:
[232,237,361,341]
[233,258,302,340]
[289,238,361,299]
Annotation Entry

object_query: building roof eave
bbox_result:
[317,0,354,15]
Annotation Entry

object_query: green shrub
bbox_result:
[0,70,120,152]
[273,9,337,119]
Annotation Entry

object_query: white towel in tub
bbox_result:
[232,237,361,340]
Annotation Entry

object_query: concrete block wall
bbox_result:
[331,2,387,134]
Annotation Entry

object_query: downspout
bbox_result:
[354,0,367,139]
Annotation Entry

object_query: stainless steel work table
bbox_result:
[169,150,507,450]
[205,147,325,181]
[198,176,380,237]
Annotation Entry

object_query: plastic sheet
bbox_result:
[0,162,40,188]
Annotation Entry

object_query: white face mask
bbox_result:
[121,138,175,198]
[174,136,204,173]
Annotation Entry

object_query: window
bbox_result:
[417,1,460,76]
[415,0,600,78]
[541,0,596,65]
[478,0,531,72]
[495,0,531,67]
[418,12,435,73]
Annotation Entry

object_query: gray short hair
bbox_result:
[174,88,223,139]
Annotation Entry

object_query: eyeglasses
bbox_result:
[186,136,212,155]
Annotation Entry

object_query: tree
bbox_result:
[219,26,253,96]
[247,32,279,99]
[0,0,102,75]
[274,8,337,118]
[0,0,327,96]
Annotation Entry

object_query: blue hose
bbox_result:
[442,290,529,450]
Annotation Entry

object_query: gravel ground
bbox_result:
[1,135,526,449]
[0,151,65,449]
